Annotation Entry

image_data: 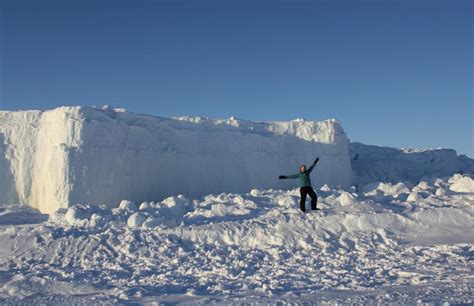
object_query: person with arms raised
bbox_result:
[279,157,320,212]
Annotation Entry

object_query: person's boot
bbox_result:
[300,201,306,213]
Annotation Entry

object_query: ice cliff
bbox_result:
[0,106,352,213]
[350,142,474,185]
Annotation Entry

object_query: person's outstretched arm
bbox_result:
[307,157,319,174]
[279,173,299,179]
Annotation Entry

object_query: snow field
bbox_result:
[0,174,473,303]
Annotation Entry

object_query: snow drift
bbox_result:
[350,142,474,185]
[0,106,352,213]
[1,174,473,304]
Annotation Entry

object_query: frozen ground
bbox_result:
[0,174,473,304]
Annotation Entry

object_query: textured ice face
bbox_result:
[350,142,474,186]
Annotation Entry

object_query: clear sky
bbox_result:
[0,0,472,157]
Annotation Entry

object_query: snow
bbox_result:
[127,212,147,228]
[449,174,474,193]
[335,191,356,206]
[118,200,138,211]
[0,174,473,304]
[350,142,474,185]
[1,106,473,303]
[0,106,352,214]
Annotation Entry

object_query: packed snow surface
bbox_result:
[0,106,352,214]
[0,174,473,304]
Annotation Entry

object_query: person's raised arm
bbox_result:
[307,157,319,174]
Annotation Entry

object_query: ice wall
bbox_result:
[0,108,83,213]
[0,106,353,213]
[0,133,17,203]
[350,142,474,185]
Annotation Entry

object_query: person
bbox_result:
[279,157,320,212]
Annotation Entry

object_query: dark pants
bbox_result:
[300,186,318,212]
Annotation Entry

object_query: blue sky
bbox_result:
[0,0,472,156]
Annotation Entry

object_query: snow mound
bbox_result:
[65,204,93,225]
[0,106,352,213]
[50,195,193,229]
[335,191,357,206]
[362,182,411,198]
[350,142,474,185]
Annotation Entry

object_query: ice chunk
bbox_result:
[119,200,138,211]
[449,174,474,193]
[407,192,423,202]
[127,212,146,228]
[65,204,91,225]
[337,192,356,206]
